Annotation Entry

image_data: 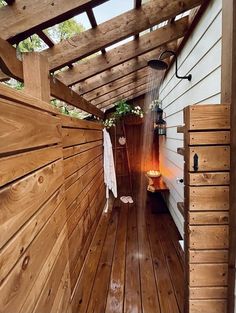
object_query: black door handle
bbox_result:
[193,153,198,172]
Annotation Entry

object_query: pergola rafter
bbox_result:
[0,37,104,118]
[56,16,188,86]
[0,0,109,44]
[100,83,153,111]
[92,75,149,106]
[79,67,149,102]
[0,0,206,113]
[42,0,202,71]
[74,42,177,95]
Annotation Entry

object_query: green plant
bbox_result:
[104,99,144,129]
[114,100,131,117]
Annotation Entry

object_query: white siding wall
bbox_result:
[159,0,222,237]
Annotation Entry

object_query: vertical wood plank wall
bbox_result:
[183,104,230,313]
[0,84,105,313]
[159,0,222,237]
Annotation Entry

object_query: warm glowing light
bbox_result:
[147,170,161,178]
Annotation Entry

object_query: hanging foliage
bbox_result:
[104,99,144,129]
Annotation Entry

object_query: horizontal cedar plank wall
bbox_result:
[0,85,70,313]
[61,116,106,303]
[0,83,105,313]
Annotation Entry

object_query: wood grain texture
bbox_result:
[189,299,227,313]
[184,104,230,131]
[187,172,230,186]
[189,225,229,249]
[187,131,230,145]
[0,0,109,42]
[189,263,228,287]
[188,211,229,225]
[0,98,61,154]
[23,52,50,103]
[57,17,188,85]
[81,68,149,101]
[189,250,229,264]
[105,205,127,313]
[76,44,173,93]
[187,146,230,172]
[189,287,227,299]
[45,0,202,70]
[62,128,102,148]
[0,159,64,249]
[0,186,64,283]
[0,39,104,118]
[187,186,229,211]
[0,145,62,187]
[0,198,66,313]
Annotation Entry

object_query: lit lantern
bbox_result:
[154,106,166,136]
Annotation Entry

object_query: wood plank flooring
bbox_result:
[74,200,184,313]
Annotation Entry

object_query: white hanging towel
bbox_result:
[103,128,117,199]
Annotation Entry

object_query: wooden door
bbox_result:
[180,104,230,313]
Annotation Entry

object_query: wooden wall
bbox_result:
[0,84,105,313]
[159,0,222,237]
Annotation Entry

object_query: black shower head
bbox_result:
[147,59,168,70]
[147,50,192,81]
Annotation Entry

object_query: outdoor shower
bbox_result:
[148,50,192,81]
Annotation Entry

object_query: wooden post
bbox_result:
[23,52,50,103]
[221,1,236,312]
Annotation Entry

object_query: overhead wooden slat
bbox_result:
[92,75,149,106]
[79,67,149,101]
[134,0,142,39]
[103,86,151,112]
[135,0,142,8]
[99,82,152,110]
[86,8,97,27]
[56,17,188,85]
[36,30,55,48]
[86,7,106,54]
[43,0,202,71]
[50,78,104,118]
[0,0,109,44]
[0,37,104,118]
[74,41,177,94]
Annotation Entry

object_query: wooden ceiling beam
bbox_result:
[100,83,152,111]
[43,0,203,71]
[0,37,104,118]
[0,0,109,44]
[56,17,188,85]
[80,67,149,101]
[92,75,149,106]
[86,7,97,27]
[86,8,106,54]
[76,41,177,95]
[134,0,142,39]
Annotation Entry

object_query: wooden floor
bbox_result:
[74,199,184,313]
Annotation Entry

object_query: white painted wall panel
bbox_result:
[159,0,222,237]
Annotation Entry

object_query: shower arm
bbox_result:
[159,50,192,81]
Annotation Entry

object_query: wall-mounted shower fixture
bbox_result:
[148,50,192,81]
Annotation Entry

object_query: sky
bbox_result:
[75,0,134,29]
[74,1,135,50]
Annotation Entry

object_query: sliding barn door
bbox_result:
[182,104,230,313]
